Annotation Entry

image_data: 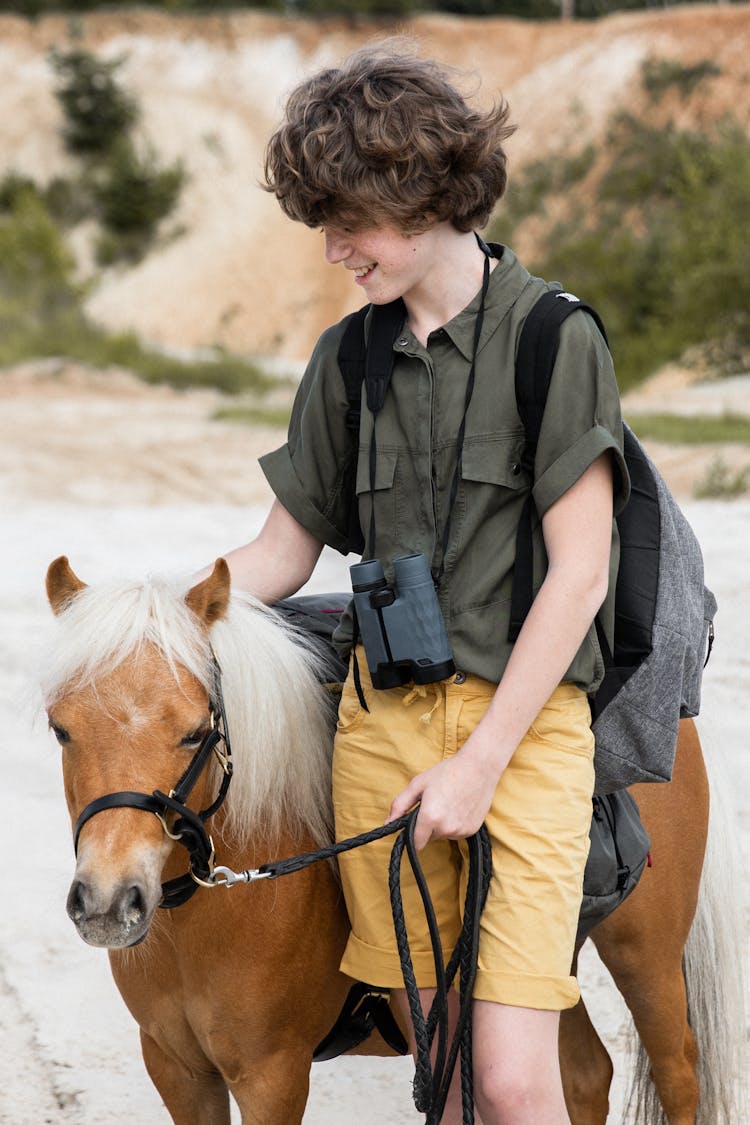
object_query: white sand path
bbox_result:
[0,498,747,1123]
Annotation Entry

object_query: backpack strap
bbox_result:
[508,290,608,641]
[337,307,370,557]
[337,299,407,431]
[338,305,370,437]
[337,298,406,560]
[337,299,405,709]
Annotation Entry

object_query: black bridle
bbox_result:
[72,654,233,909]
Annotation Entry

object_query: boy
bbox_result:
[213,44,628,1124]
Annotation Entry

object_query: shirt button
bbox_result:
[397,336,409,347]
[454,670,467,685]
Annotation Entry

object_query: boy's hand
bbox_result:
[387,727,509,851]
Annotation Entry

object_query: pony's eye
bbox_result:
[180,728,207,748]
[49,722,71,745]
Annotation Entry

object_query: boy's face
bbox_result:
[321,222,438,307]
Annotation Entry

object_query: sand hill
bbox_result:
[3,5,750,364]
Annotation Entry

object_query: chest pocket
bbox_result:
[355,448,398,494]
[355,448,399,544]
[460,436,526,491]
[448,435,528,614]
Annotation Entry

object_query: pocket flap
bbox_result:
[461,438,525,489]
[356,449,398,494]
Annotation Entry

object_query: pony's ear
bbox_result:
[46,556,87,615]
[185,559,231,626]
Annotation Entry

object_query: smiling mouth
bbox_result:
[352,263,377,280]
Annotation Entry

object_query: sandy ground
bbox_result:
[1,367,748,1123]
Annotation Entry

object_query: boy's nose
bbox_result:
[324,230,352,264]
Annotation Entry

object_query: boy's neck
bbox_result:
[404,226,495,346]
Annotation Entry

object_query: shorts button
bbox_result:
[454,670,467,684]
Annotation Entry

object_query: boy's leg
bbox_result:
[391,994,568,1125]
[392,988,569,1125]
[472,1000,569,1125]
[391,986,486,1125]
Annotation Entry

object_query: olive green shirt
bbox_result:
[260,246,629,691]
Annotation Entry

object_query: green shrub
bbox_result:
[0,172,41,211]
[45,47,186,263]
[641,57,721,101]
[694,456,750,499]
[492,112,750,390]
[213,403,292,427]
[92,139,184,238]
[628,412,750,445]
[0,191,76,296]
[88,139,185,263]
[43,175,93,227]
[0,191,87,363]
[50,47,137,155]
[89,336,277,395]
[0,189,273,394]
[500,144,596,228]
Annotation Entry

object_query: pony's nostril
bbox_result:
[121,884,146,926]
[66,880,87,923]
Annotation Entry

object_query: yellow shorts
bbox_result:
[332,656,595,1011]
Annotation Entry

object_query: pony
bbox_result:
[41,556,745,1124]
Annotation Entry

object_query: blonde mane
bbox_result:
[40,576,336,849]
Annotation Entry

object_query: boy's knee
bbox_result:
[474,1064,565,1125]
[474,1067,530,1117]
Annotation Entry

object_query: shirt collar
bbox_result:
[379,244,533,360]
[438,245,531,361]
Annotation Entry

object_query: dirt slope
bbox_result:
[3,5,750,363]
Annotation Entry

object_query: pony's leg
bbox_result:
[559,982,612,1125]
[594,938,699,1124]
[592,720,708,1125]
[140,1029,231,1125]
[559,1009,611,1125]
[228,1051,311,1125]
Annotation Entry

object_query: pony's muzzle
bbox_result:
[67,858,162,948]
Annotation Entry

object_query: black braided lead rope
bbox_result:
[249,808,493,1123]
[389,817,493,1123]
[254,813,413,877]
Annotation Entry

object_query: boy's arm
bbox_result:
[197,499,324,605]
[388,452,614,850]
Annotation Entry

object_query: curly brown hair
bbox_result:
[263,43,515,234]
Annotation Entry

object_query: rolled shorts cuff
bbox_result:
[473,970,580,1011]
[339,932,459,992]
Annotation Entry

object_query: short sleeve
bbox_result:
[259,319,360,555]
[531,310,630,517]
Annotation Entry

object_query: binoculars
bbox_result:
[350,553,455,689]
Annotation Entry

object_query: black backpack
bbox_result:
[336,287,717,794]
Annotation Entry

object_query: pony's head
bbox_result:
[43,557,335,950]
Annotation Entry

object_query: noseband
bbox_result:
[72,654,233,909]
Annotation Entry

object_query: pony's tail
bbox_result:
[626,749,748,1124]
